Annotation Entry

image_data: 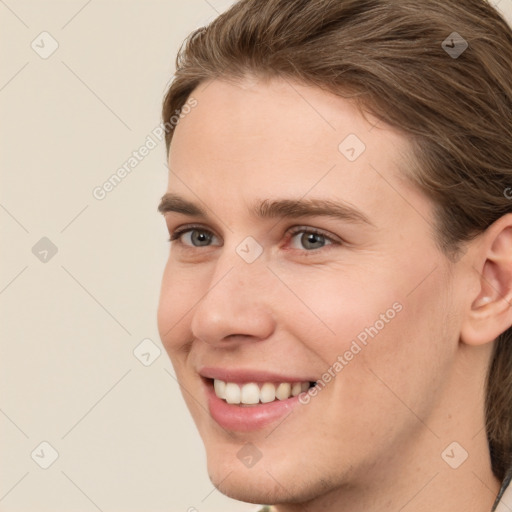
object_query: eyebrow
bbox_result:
[158,193,374,226]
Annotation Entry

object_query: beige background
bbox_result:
[1,1,511,511]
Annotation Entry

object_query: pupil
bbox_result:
[302,232,324,249]
[193,230,211,246]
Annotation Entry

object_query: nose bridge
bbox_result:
[190,243,275,344]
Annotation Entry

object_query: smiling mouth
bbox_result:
[210,378,317,406]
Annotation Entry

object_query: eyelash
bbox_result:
[168,224,341,253]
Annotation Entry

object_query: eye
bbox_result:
[287,227,337,251]
[168,225,340,252]
[169,226,220,247]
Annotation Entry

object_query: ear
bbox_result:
[460,213,512,346]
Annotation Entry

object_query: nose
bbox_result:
[190,252,276,346]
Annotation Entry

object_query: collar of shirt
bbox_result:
[492,468,512,512]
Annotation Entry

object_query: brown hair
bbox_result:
[161,0,512,481]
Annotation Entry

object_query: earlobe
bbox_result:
[460,217,512,347]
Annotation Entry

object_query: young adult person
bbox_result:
[157,1,512,510]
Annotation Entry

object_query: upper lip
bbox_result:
[199,367,317,384]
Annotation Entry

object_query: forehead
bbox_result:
[166,77,429,228]
[171,77,393,159]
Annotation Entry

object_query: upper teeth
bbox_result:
[213,379,310,404]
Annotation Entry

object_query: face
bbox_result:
[157,77,464,505]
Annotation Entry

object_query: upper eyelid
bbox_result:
[287,226,338,243]
[169,223,220,241]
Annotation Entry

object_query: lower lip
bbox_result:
[205,381,304,432]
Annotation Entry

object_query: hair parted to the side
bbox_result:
[161,0,512,481]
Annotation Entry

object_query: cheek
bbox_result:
[341,269,456,424]
[279,263,405,358]
[284,259,456,402]
[156,261,198,355]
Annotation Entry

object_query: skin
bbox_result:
[157,76,511,512]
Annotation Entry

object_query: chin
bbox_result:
[207,461,289,505]
[203,443,327,507]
